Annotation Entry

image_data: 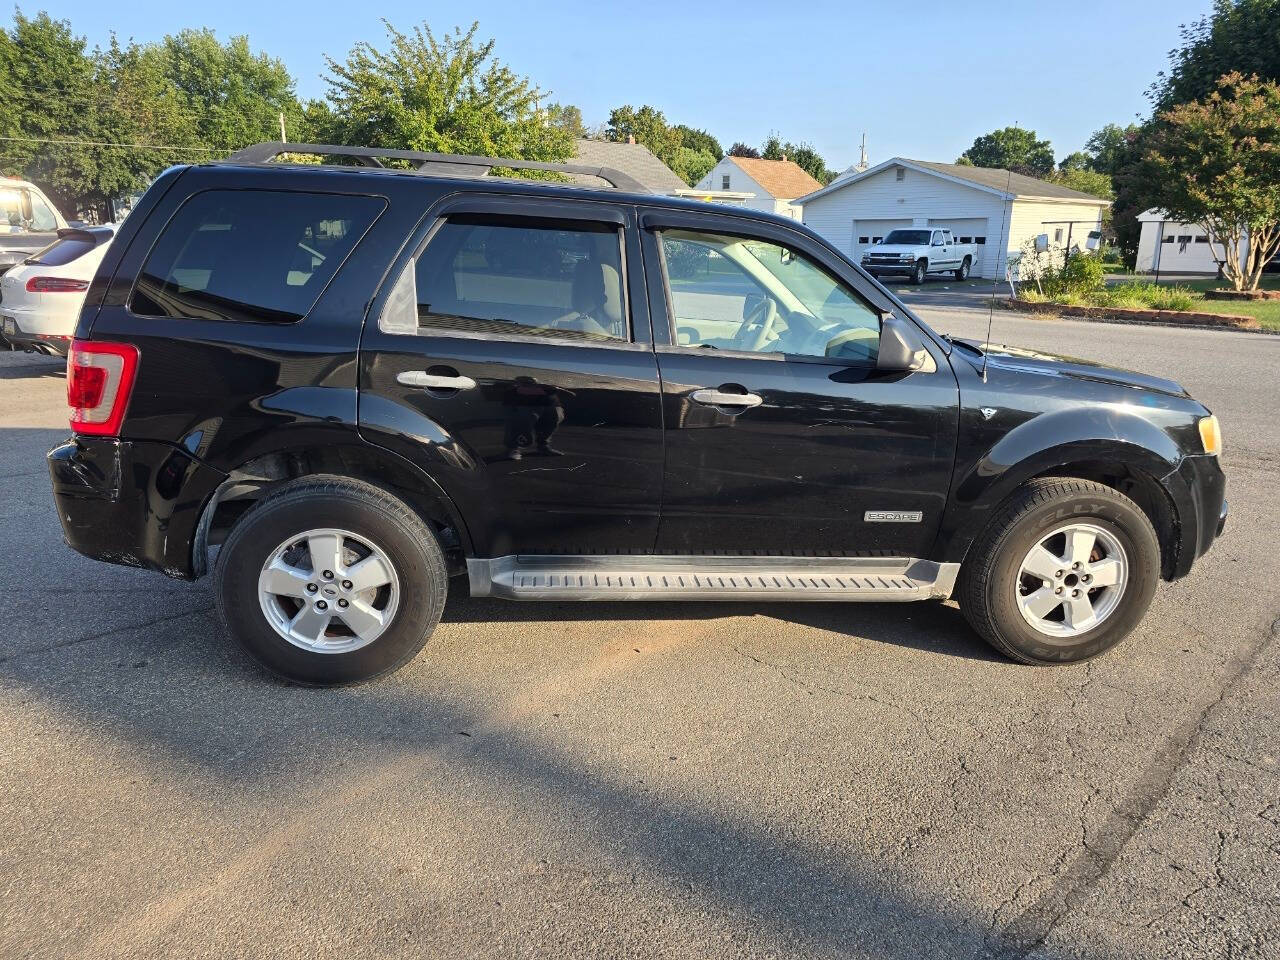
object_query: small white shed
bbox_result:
[1134,209,1241,274]
[795,158,1109,280]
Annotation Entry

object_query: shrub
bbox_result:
[1042,251,1106,299]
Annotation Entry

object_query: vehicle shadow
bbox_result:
[4,417,1046,956]
[0,354,64,380]
[440,590,1006,664]
[0,600,1040,959]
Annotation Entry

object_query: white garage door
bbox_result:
[852,219,911,260]
[928,217,990,275]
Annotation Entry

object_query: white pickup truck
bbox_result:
[860,228,978,284]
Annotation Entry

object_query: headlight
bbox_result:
[1198,415,1222,455]
[900,253,914,261]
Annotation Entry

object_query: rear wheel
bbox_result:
[911,259,927,285]
[954,257,971,281]
[214,476,447,685]
[958,478,1160,664]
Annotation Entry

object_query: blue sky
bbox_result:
[39,0,1212,169]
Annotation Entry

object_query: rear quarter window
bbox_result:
[129,189,384,324]
[24,236,97,266]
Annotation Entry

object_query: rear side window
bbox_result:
[25,236,96,266]
[130,190,383,324]
[391,217,627,342]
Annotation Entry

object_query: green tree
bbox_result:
[1083,123,1140,175]
[1057,151,1090,172]
[1143,73,1280,290]
[0,11,104,215]
[545,102,584,138]
[672,124,722,160]
[1052,167,1113,200]
[606,104,676,155]
[160,29,310,150]
[323,21,572,164]
[1149,0,1280,112]
[957,126,1054,176]
[668,146,717,186]
[753,133,831,183]
[605,106,720,186]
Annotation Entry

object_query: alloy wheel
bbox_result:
[257,527,401,654]
[1015,522,1128,637]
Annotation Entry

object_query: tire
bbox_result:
[214,476,447,685]
[911,260,927,285]
[954,257,971,281]
[958,478,1160,665]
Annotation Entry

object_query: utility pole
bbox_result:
[279,112,287,144]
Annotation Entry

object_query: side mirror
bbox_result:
[876,313,928,372]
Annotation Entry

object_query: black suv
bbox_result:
[47,143,1227,684]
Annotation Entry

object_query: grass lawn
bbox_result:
[1110,273,1280,331]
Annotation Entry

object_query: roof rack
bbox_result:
[225,142,651,194]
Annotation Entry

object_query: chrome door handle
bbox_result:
[690,389,762,409]
[397,370,477,390]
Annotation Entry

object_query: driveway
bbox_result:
[1,314,1277,959]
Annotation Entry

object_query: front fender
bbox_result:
[935,406,1186,564]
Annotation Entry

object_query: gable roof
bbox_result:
[796,157,1110,206]
[727,156,824,200]
[570,138,687,193]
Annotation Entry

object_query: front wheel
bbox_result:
[958,478,1160,664]
[214,476,447,685]
[954,257,971,281]
[911,260,927,285]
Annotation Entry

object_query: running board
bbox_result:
[467,556,960,602]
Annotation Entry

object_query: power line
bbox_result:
[0,135,225,153]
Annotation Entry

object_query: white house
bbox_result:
[692,155,824,219]
[1134,208,1243,274]
[796,158,1110,279]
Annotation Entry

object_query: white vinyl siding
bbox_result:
[850,219,911,260]
[694,157,804,219]
[928,217,989,273]
[801,163,1107,280]
[802,165,1008,278]
[1135,215,1231,273]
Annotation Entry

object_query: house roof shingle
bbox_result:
[727,156,824,200]
[908,159,1110,202]
[569,138,687,193]
[796,157,1111,205]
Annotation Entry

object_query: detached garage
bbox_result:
[797,158,1109,280]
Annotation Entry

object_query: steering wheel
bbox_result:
[733,297,779,352]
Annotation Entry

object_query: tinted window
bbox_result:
[25,236,96,266]
[131,190,383,323]
[410,218,627,342]
[659,230,880,364]
[882,230,931,245]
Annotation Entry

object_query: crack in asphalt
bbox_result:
[726,642,950,749]
[0,606,215,663]
[978,613,1280,958]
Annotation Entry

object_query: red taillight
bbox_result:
[26,276,90,293]
[67,339,139,437]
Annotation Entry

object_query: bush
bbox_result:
[1042,251,1106,299]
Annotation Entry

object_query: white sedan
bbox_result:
[1,226,114,358]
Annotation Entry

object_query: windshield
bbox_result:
[880,230,932,245]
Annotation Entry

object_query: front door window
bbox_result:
[659,230,881,364]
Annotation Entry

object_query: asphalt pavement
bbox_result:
[1,308,1277,959]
